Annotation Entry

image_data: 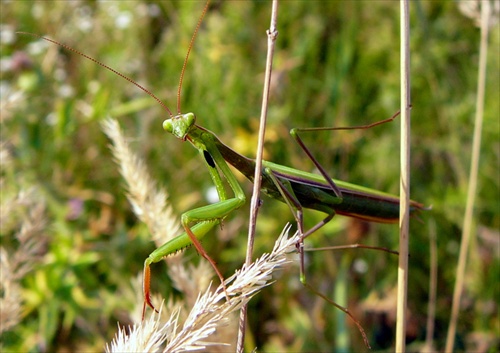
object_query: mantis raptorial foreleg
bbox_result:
[142,202,242,314]
[142,129,246,316]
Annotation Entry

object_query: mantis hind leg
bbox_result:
[280,112,402,347]
[265,168,371,347]
[288,109,401,206]
[264,168,335,280]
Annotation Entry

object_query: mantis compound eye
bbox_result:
[163,119,174,133]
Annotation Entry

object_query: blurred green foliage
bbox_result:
[1,0,498,351]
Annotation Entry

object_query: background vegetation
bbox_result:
[1,0,498,351]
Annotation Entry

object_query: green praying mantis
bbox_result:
[19,0,425,342]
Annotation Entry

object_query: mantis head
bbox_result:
[163,113,196,141]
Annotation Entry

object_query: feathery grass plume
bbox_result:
[100,118,181,250]
[106,305,180,352]
[168,261,216,308]
[0,248,21,335]
[106,226,299,352]
[1,88,49,339]
[0,188,48,334]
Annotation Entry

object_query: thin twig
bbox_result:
[395,0,411,351]
[236,1,279,352]
[424,220,437,352]
[445,1,491,351]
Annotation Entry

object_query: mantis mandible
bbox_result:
[19,0,425,342]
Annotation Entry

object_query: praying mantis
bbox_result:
[19,0,425,344]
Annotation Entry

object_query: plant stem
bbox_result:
[236,1,279,352]
[445,1,491,351]
[395,0,411,351]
